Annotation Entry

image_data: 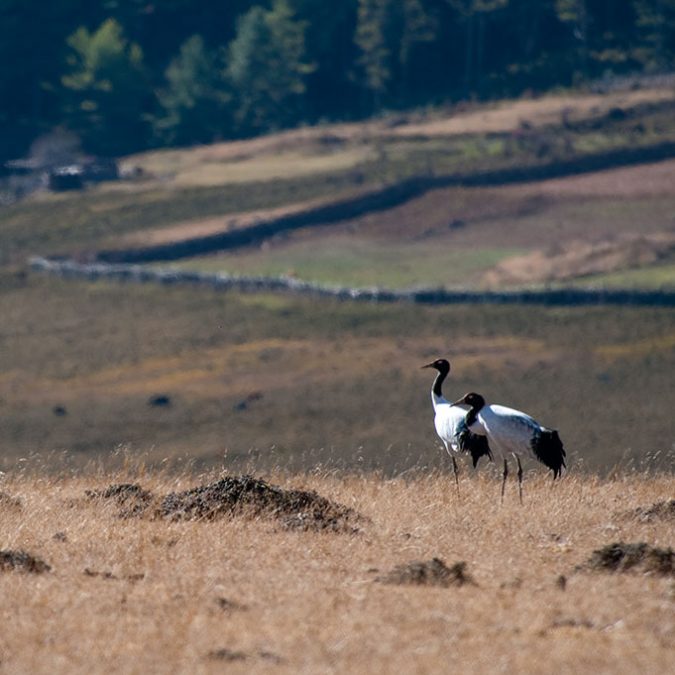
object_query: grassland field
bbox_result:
[0,86,674,675]
[0,468,673,674]
[0,272,672,474]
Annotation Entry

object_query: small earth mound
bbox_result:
[585,542,674,576]
[0,550,51,574]
[625,500,675,523]
[85,483,154,517]
[206,648,282,664]
[158,475,360,533]
[216,597,248,612]
[376,558,476,588]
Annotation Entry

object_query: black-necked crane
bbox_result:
[450,392,566,503]
[421,359,492,492]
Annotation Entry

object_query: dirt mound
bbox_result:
[158,475,360,533]
[376,558,476,588]
[84,475,361,532]
[85,483,154,518]
[585,542,674,576]
[0,550,51,574]
[484,233,675,286]
[624,500,675,522]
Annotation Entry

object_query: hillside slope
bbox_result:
[3,87,675,289]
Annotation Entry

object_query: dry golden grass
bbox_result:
[122,88,675,185]
[1,467,673,674]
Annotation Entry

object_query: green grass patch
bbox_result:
[172,238,521,288]
[566,262,675,288]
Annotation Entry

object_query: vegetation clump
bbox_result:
[586,542,674,576]
[0,491,22,509]
[625,499,675,522]
[376,558,476,588]
[0,550,51,574]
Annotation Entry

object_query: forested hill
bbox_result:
[2,1,675,162]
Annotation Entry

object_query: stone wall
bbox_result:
[29,257,675,307]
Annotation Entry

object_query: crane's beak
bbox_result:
[421,362,434,369]
[449,397,466,407]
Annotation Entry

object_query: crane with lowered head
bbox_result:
[451,391,566,503]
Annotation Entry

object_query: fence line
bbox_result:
[28,257,675,307]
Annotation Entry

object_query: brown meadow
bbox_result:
[1,467,673,674]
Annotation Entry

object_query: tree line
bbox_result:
[1,0,674,161]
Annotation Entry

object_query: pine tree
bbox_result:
[226,1,314,134]
[61,18,149,155]
[154,35,229,145]
[633,0,675,69]
[355,0,436,109]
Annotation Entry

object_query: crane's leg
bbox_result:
[515,455,523,504]
[451,455,460,496]
[501,458,508,504]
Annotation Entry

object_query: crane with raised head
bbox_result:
[422,359,493,492]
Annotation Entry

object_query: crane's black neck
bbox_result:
[432,363,450,398]
[464,394,486,427]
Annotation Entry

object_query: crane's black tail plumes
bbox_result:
[532,429,566,479]
[458,430,493,468]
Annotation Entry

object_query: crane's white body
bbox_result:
[422,361,492,483]
[453,391,566,502]
[431,390,476,455]
[466,403,541,461]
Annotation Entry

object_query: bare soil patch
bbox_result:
[484,233,675,285]
[376,558,476,587]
